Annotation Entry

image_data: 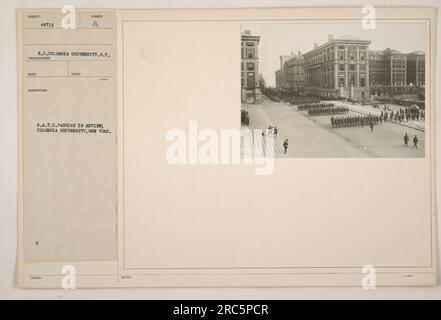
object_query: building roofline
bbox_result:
[285,54,303,64]
[369,49,425,56]
[303,38,371,57]
[241,33,260,42]
[408,50,425,55]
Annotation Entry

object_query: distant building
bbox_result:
[369,49,425,100]
[368,50,387,90]
[275,69,282,89]
[275,52,305,93]
[407,51,425,86]
[303,34,371,101]
[283,52,305,93]
[241,30,262,103]
[278,53,295,89]
[406,51,425,99]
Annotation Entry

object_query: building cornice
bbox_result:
[304,39,371,58]
[241,35,260,43]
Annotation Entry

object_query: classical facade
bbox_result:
[276,34,425,102]
[241,30,262,103]
[303,35,371,101]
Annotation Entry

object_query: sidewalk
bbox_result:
[242,103,291,157]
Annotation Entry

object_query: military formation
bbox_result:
[384,109,425,123]
[331,114,382,129]
[297,103,334,111]
[288,96,320,105]
[308,106,349,116]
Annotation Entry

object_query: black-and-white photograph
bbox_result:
[241,23,426,158]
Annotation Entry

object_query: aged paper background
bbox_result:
[19,11,117,262]
[122,21,432,269]
[115,7,436,286]
[9,3,438,293]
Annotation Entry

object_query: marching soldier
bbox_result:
[404,133,409,147]
[413,135,419,148]
[283,139,289,154]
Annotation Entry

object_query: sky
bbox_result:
[241,22,426,87]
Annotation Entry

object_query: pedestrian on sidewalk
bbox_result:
[283,139,289,154]
[370,122,374,132]
[413,135,419,149]
[404,133,409,147]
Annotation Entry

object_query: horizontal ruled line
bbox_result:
[24,27,114,30]
[25,75,113,78]
[25,59,112,62]
[25,43,113,46]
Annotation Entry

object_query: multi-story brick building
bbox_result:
[303,35,371,101]
[241,30,262,103]
[407,51,425,86]
[368,50,387,90]
[406,50,425,99]
[369,49,424,100]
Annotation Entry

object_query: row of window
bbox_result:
[241,47,256,59]
[305,47,367,66]
[305,74,367,87]
[337,64,367,71]
[337,50,366,61]
[304,63,368,73]
[392,60,406,68]
[241,62,256,71]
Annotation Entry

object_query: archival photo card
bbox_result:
[17,7,437,288]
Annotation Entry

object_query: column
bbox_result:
[366,59,370,99]
[356,46,359,87]
[344,63,348,87]
[356,63,360,87]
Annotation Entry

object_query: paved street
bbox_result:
[242,97,425,158]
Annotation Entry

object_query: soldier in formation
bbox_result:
[308,107,349,116]
[384,109,425,123]
[297,103,334,111]
[331,114,382,128]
